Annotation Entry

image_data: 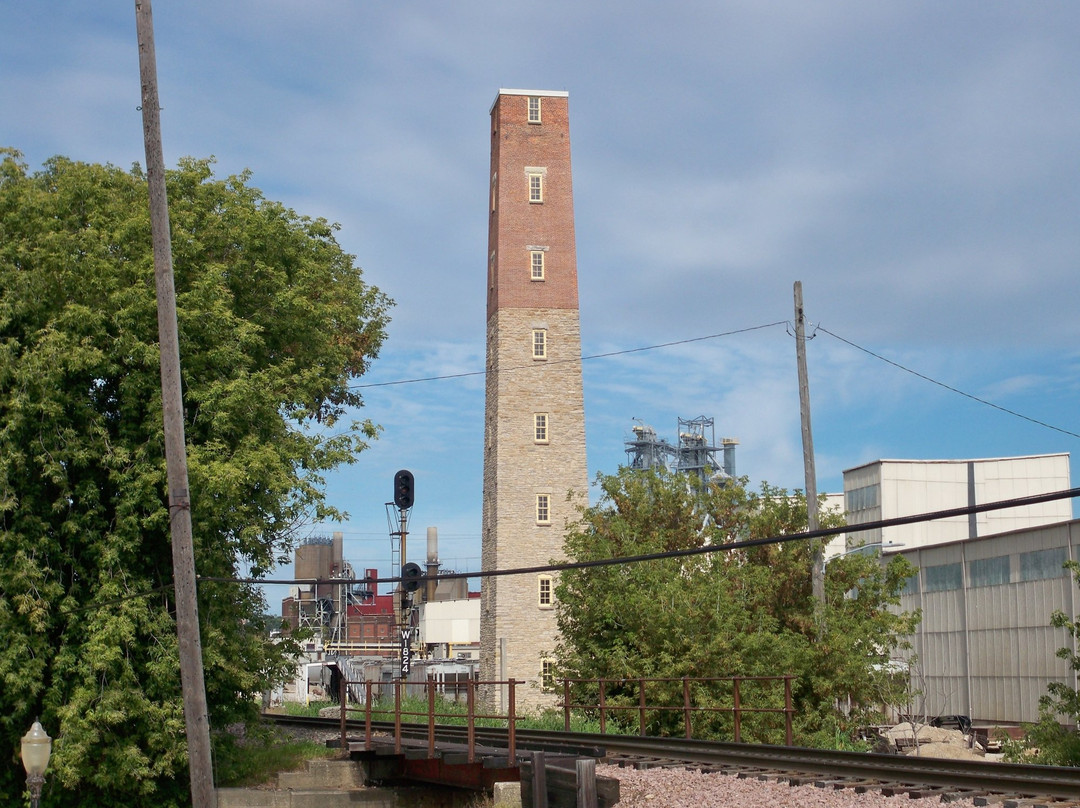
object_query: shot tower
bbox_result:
[480,89,588,709]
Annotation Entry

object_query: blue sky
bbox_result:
[4,2,1078,610]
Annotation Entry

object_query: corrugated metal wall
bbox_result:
[895,519,1079,725]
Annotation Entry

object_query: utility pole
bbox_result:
[794,281,824,609]
[134,3,217,806]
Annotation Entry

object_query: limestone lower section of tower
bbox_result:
[480,306,587,712]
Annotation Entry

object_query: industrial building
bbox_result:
[624,417,738,484]
[281,528,479,661]
[839,453,1077,726]
[844,454,1071,550]
[891,518,1079,726]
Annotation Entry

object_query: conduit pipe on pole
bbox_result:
[134,3,217,805]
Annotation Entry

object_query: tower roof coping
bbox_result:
[491,88,569,112]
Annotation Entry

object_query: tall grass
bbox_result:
[213,726,337,788]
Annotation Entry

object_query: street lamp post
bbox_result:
[21,720,51,808]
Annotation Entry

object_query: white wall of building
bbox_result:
[418,598,480,655]
[845,454,1071,551]
[821,492,847,560]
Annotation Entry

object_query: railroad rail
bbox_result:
[268,713,1080,805]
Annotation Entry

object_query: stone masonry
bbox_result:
[480,90,588,712]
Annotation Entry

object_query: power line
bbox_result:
[818,326,1080,440]
[63,487,1080,610]
[202,486,1080,588]
[347,321,788,390]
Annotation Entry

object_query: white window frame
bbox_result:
[538,575,554,608]
[530,250,545,281]
[528,172,543,203]
[541,658,557,691]
[532,329,547,359]
[535,493,551,525]
[528,96,541,124]
[534,413,549,444]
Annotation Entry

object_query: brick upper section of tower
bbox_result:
[487,90,579,316]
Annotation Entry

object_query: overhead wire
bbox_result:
[347,321,788,390]
[64,321,1080,610]
[817,326,1080,440]
[201,486,1080,589]
[347,318,1076,443]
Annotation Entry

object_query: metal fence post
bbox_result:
[682,677,692,739]
[508,678,517,762]
[394,679,402,755]
[466,677,476,764]
[364,680,373,751]
[339,675,348,752]
[733,676,741,743]
[599,679,607,734]
[427,674,436,758]
[563,679,571,732]
[638,679,647,736]
[784,675,793,746]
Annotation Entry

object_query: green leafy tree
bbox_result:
[0,150,390,805]
[553,467,918,745]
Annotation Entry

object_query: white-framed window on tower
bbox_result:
[535,493,551,525]
[528,172,543,203]
[530,250,545,281]
[538,575,554,608]
[534,413,549,444]
[541,658,557,691]
[528,96,542,124]
[532,329,547,359]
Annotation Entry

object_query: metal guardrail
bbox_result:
[339,676,524,762]
[338,674,795,760]
[557,675,795,745]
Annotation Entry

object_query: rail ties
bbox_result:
[602,748,1080,806]
[970,800,1080,808]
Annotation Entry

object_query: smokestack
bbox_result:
[425,527,439,602]
[426,527,439,563]
[332,531,343,570]
[721,438,738,478]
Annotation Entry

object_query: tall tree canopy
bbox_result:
[554,468,919,745]
[0,149,390,805]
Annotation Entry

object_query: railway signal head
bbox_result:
[401,561,423,593]
[393,469,414,510]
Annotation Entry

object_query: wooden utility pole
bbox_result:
[794,281,824,608]
[134,3,217,806]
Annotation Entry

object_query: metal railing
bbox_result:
[337,673,795,759]
[558,675,794,745]
[339,676,521,762]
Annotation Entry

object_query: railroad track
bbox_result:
[267,714,1080,805]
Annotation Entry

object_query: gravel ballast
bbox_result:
[596,764,981,808]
